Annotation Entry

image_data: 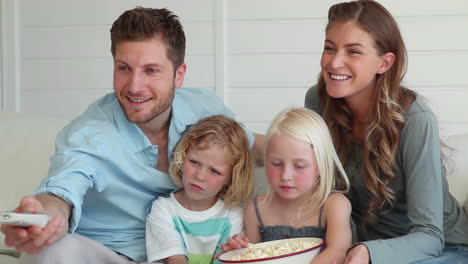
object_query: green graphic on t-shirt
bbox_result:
[188,253,213,264]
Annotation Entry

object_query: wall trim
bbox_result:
[214,0,225,101]
[1,0,20,111]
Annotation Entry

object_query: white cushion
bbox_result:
[0,111,68,258]
[0,253,19,264]
[444,133,468,213]
[0,112,68,210]
[254,167,268,196]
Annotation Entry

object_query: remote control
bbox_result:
[0,212,50,228]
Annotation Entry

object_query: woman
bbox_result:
[305,1,468,263]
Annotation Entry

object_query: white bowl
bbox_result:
[218,237,324,264]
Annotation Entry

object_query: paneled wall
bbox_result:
[2,0,468,136]
[12,0,217,119]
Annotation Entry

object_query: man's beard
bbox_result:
[120,88,175,124]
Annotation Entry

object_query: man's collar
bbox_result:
[112,99,152,154]
[112,89,199,154]
[170,89,200,134]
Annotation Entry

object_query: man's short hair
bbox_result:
[110,7,186,70]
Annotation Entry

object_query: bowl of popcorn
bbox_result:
[218,237,324,264]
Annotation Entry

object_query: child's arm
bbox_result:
[166,255,188,264]
[146,198,187,263]
[243,198,262,243]
[214,206,246,262]
[310,192,352,264]
[220,199,262,252]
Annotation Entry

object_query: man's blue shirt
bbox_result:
[34,87,253,262]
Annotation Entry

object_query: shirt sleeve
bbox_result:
[213,206,244,264]
[229,207,244,236]
[146,198,186,262]
[304,85,322,114]
[215,93,255,149]
[363,108,444,264]
[33,125,108,232]
[209,91,256,149]
[176,88,256,148]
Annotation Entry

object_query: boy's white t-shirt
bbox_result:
[146,192,244,264]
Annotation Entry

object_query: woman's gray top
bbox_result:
[305,85,468,264]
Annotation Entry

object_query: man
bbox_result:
[1,7,262,263]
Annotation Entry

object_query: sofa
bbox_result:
[1,111,467,264]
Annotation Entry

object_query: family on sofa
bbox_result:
[1,1,468,264]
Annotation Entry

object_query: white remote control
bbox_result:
[0,212,50,228]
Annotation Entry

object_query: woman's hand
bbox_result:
[344,244,370,264]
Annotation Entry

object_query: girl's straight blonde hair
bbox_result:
[265,107,349,215]
[170,115,255,207]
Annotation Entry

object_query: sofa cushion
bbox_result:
[0,112,68,210]
[254,167,268,196]
[0,111,68,257]
[465,198,468,215]
[443,133,468,212]
[0,253,19,264]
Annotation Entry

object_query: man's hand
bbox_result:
[0,195,71,254]
[344,244,370,264]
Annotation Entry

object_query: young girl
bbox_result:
[223,107,352,264]
[145,115,255,264]
[305,1,468,263]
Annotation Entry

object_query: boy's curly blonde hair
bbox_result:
[169,115,255,207]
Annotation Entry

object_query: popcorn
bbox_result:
[231,240,317,260]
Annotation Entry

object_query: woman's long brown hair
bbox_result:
[318,0,416,225]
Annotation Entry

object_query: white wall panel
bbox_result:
[136,0,214,22]
[242,122,270,135]
[439,122,468,137]
[21,91,108,119]
[22,58,113,91]
[228,54,320,88]
[227,20,325,54]
[22,26,110,58]
[418,89,468,136]
[4,0,468,135]
[20,0,135,26]
[22,23,213,59]
[227,0,468,20]
[227,89,305,121]
[401,16,468,51]
[182,55,215,88]
[226,0,344,20]
[1,0,20,111]
[20,0,214,26]
[184,23,214,55]
[418,89,468,122]
[379,0,468,16]
[406,52,468,87]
